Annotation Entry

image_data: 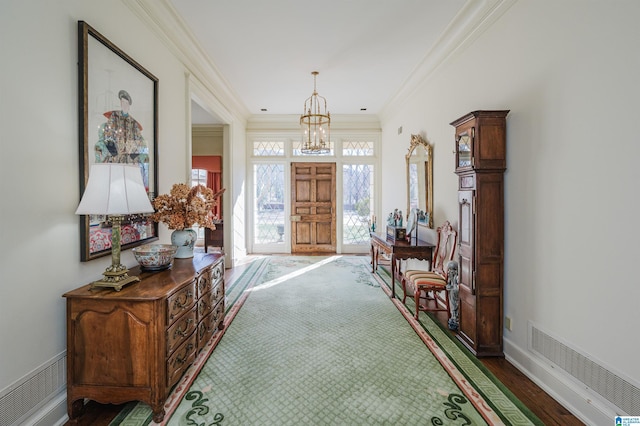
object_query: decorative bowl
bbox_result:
[132,244,178,271]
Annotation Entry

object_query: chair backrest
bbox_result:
[432,221,457,277]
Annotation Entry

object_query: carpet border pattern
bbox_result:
[373,265,544,426]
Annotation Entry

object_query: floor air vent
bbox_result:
[529,323,640,415]
[0,353,66,426]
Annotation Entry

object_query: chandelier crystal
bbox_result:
[300,71,330,154]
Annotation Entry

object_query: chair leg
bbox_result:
[401,278,407,304]
[414,285,452,320]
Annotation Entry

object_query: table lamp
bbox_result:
[75,163,154,290]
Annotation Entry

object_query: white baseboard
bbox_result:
[504,336,615,426]
[19,390,67,426]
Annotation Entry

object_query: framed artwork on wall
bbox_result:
[78,20,159,261]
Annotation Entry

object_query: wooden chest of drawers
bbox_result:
[63,253,224,424]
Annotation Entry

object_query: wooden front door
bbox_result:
[291,162,336,253]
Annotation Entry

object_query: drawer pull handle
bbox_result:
[199,276,210,287]
[173,291,193,310]
[174,318,193,338]
[175,344,194,366]
[199,302,211,315]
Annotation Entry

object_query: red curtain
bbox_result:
[192,156,222,219]
[207,170,222,218]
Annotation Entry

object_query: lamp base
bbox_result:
[90,268,140,291]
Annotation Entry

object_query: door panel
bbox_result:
[296,180,311,202]
[458,190,474,293]
[458,189,476,344]
[316,222,332,244]
[291,162,336,253]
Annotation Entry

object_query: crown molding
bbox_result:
[192,124,224,138]
[379,0,517,121]
[124,0,251,121]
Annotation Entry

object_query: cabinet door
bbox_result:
[455,123,474,173]
[458,190,474,293]
[457,190,476,347]
[69,300,155,388]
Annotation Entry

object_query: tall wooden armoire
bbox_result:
[451,110,509,357]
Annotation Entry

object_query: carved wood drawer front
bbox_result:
[198,289,215,319]
[197,268,212,298]
[199,279,224,318]
[167,280,197,324]
[166,306,197,356]
[198,300,225,351]
[211,260,224,287]
[211,279,224,305]
[166,332,197,389]
[212,300,224,330]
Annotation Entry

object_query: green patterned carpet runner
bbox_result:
[110,255,542,425]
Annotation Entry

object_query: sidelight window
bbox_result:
[343,164,374,245]
[253,163,285,246]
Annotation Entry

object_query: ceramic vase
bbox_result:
[171,228,197,258]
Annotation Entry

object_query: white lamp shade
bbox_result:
[75,163,154,215]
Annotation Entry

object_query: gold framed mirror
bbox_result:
[406,134,433,229]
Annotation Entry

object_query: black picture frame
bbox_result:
[78,21,158,261]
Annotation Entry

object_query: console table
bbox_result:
[63,253,224,424]
[370,231,434,299]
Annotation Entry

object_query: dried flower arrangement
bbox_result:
[150,183,224,230]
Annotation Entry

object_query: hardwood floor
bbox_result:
[427,312,584,425]
[482,357,584,425]
[66,257,584,425]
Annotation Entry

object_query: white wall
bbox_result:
[380,1,639,423]
[192,126,224,156]
[0,1,247,422]
[2,0,637,424]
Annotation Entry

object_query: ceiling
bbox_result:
[168,0,470,123]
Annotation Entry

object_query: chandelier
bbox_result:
[300,71,330,154]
